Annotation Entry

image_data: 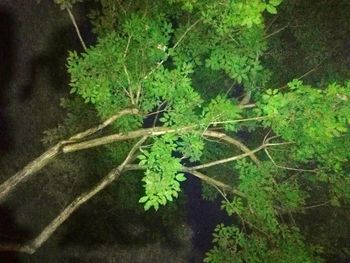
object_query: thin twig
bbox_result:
[264,24,289,39]
[264,148,317,173]
[123,34,132,58]
[280,61,323,89]
[187,144,266,171]
[210,116,267,125]
[123,65,135,105]
[300,201,330,210]
[66,8,87,51]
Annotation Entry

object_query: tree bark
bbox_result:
[0,108,138,201]
[0,137,147,254]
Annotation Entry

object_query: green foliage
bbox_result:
[138,135,186,211]
[259,80,350,168]
[205,225,320,263]
[53,0,350,261]
[67,13,172,118]
[177,134,204,162]
[236,161,279,233]
[201,96,241,131]
[141,63,202,123]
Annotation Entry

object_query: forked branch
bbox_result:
[0,137,147,254]
[0,108,138,201]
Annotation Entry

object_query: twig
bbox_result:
[264,14,279,33]
[123,65,135,105]
[264,24,289,39]
[123,34,132,58]
[210,116,267,125]
[300,201,330,210]
[264,148,317,173]
[66,8,87,51]
[280,61,323,89]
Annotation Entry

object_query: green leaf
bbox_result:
[144,200,152,211]
[266,4,277,14]
[175,173,187,182]
[139,196,149,203]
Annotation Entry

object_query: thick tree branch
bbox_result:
[0,142,63,202]
[0,108,264,202]
[62,126,195,153]
[0,118,261,202]
[63,125,261,161]
[0,108,138,201]
[0,137,147,254]
[68,108,139,141]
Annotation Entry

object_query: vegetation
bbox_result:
[1,0,350,262]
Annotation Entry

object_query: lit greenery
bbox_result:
[5,0,349,261]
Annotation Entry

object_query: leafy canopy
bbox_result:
[53,0,350,262]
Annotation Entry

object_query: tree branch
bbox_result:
[66,8,87,51]
[202,130,260,165]
[0,142,63,202]
[187,144,266,171]
[0,137,147,254]
[182,168,246,198]
[0,108,138,201]
[68,108,139,141]
[124,164,245,198]
[0,112,264,202]
[62,126,195,153]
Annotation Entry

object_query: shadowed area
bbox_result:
[0,7,15,155]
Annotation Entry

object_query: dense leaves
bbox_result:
[54,0,350,262]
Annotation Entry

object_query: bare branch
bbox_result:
[123,34,132,58]
[264,24,289,39]
[203,130,260,165]
[183,168,246,198]
[0,137,147,254]
[0,108,138,201]
[62,126,195,153]
[187,144,266,171]
[66,8,87,51]
[209,116,267,125]
[173,19,201,50]
[0,142,63,202]
[68,108,139,141]
[264,148,317,173]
